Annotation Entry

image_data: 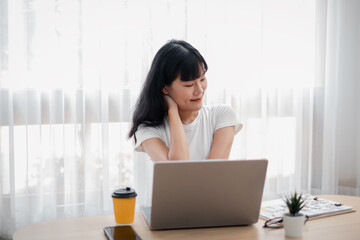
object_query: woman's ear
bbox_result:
[162,86,168,95]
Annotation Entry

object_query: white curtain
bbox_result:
[0,0,359,239]
[312,0,360,196]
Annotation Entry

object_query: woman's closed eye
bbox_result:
[184,78,206,87]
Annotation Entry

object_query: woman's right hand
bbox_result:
[164,95,178,111]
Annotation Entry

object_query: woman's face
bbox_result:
[162,72,207,112]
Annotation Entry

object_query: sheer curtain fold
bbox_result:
[1,0,359,239]
[313,0,360,195]
[0,89,135,237]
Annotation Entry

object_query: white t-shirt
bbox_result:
[134,104,242,160]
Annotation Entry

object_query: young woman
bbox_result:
[128,40,242,161]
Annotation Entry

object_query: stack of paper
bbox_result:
[260,194,354,220]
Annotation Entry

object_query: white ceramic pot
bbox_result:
[283,213,305,238]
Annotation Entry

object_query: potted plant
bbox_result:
[283,192,307,238]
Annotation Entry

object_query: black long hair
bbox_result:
[128,39,208,142]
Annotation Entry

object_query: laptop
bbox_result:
[141,159,268,230]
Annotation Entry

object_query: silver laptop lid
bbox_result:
[148,159,268,229]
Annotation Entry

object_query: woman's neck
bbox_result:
[178,110,199,125]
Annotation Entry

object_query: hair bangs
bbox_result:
[179,52,207,82]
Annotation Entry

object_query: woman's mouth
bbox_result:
[190,97,202,102]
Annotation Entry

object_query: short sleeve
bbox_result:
[214,105,242,135]
[134,124,164,152]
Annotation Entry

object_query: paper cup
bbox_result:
[112,187,137,224]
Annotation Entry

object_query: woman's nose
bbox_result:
[194,81,203,95]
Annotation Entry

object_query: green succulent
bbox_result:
[284,192,306,216]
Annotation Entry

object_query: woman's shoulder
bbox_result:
[202,104,242,134]
[135,123,167,145]
[202,104,239,124]
[202,104,234,115]
[138,122,167,132]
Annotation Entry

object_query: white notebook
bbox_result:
[260,194,354,220]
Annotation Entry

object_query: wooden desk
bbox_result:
[13,195,360,240]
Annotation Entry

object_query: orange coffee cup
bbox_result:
[112,187,137,224]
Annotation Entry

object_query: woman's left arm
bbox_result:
[207,126,235,159]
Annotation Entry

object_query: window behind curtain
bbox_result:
[0,0,315,238]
